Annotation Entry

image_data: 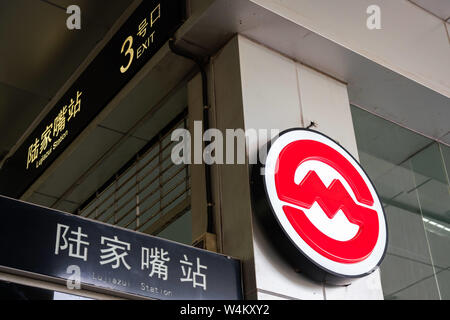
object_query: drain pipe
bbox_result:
[168,38,214,234]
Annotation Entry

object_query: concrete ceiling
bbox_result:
[0,0,135,164]
[410,0,450,20]
[178,0,450,145]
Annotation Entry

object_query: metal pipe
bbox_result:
[168,38,215,234]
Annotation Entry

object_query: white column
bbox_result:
[187,74,208,243]
[208,35,384,300]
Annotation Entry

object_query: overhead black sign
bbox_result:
[0,196,243,300]
[0,0,186,198]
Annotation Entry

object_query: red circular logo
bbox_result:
[264,130,387,277]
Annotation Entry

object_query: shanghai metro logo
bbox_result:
[263,129,387,279]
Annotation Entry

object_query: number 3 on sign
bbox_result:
[120,36,134,73]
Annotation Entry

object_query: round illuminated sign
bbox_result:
[263,129,387,279]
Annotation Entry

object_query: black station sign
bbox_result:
[0,0,186,198]
[0,196,243,300]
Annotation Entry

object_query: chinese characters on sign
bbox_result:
[180,255,208,291]
[55,224,89,261]
[100,236,132,270]
[120,3,161,74]
[26,91,82,170]
[54,224,208,292]
[142,247,170,280]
